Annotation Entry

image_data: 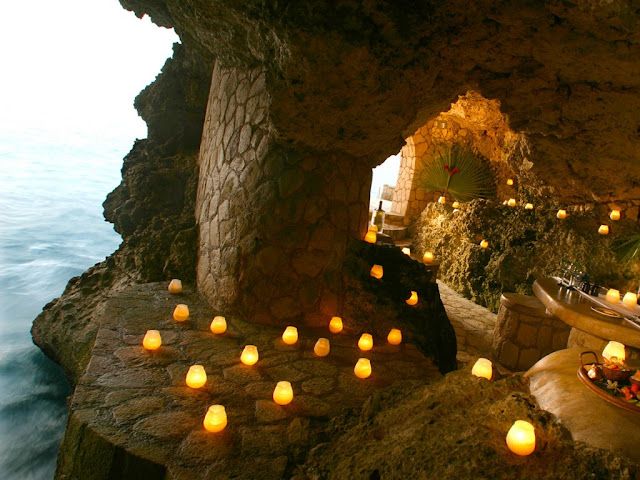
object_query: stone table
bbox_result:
[525,348,640,464]
[533,277,640,360]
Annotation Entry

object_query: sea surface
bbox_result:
[0,129,126,479]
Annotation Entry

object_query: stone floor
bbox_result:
[436,280,497,359]
[65,283,442,480]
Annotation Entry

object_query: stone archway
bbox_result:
[392,91,519,226]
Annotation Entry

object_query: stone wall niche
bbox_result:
[196,60,371,326]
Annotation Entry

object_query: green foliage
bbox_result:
[616,234,640,264]
[416,143,493,202]
[414,201,639,313]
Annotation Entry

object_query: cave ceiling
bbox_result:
[119,0,640,203]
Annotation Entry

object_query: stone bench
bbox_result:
[492,293,571,371]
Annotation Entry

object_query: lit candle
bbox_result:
[610,210,621,221]
[240,345,259,366]
[524,203,534,210]
[506,178,514,186]
[370,264,383,279]
[506,420,535,456]
[282,326,298,345]
[438,196,446,204]
[387,328,402,345]
[598,224,609,235]
[142,330,162,350]
[364,230,377,243]
[358,333,373,351]
[368,224,378,233]
[480,239,489,249]
[623,292,637,307]
[471,358,492,380]
[272,381,294,405]
[314,338,330,356]
[507,198,516,207]
[210,316,227,334]
[557,209,567,219]
[423,252,434,264]
[185,364,207,389]
[605,289,620,304]
[203,405,227,433]
[168,279,182,294]
[173,304,189,322]
[452,201,460,208]
[354,358,372,379]
[401,247,411,256]
[602,341,626,363]
[329,316,343,333]
[406,291,418,306]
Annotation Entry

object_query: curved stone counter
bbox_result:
[525,348,640,464]
[533,277,640,351]
[56,283,442,480]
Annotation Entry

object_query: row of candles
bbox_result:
[503,177,619,235]
[143,279,406,433]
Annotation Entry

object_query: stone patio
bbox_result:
[57,282,442,479]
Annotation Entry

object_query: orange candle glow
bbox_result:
[480,239,489,249]
[240,345,259,366]
[406,291,418,306]
[506,420,536,456]
[610,210,621,221]
[452,201,460,208]
[438,196,446,204]
[623,292,638,307]
[557,209,567,219]
[507,198,516,207]
[370,264,383,279]
[329,316,343,333]
[168,279,182,294]
[471,358,492,380]
[282,326,298,345]
[524,203,534,210]
[364,230,377,243]
[358,333,373,351]
[173,304,189,322]
[142,330,162,350]
[314,338,330,357]
[602,341,626,363]
[186,364,207,389]
[598,224,609,235]
[605,289,620,304]
[423,252,434,264]
[272,381,293,405]
[506,178,514,186]
[387,328,402,345]
[354,358,372,379]
[401,247,411,256]
[210,316,227,334]
[203,405,227,433]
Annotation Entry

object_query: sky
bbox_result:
[0,0,178,143]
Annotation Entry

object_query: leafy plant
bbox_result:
[616,233,640,264]
[416,142,493,202]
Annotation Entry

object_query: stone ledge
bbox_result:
[56,282,442,479]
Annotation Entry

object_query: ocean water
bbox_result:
[0,130,126,479]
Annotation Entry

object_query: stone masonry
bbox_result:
[196,60,372,327]
[493,293,571,371]
[55,283,442,480]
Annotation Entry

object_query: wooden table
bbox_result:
[533,277,640,356]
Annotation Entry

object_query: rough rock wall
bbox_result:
[196,60,371,325]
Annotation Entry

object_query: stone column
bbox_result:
[196,60,371,326]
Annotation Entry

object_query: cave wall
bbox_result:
[196,60,371,325]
